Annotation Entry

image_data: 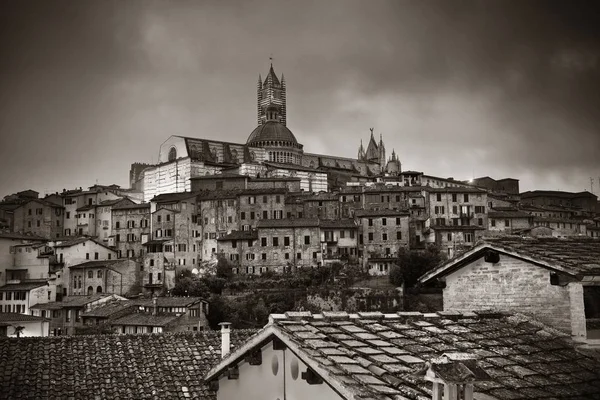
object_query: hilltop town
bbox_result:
[1,64,600,399]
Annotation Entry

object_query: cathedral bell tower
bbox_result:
[257,63,287,126]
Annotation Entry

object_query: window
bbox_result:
[37,220,40,227]
[478,218,483,226]
[340,231,345,239]
[396,231,402,240]
[261,237,267,247]
[313,252,317,259]
[262,253,267,260]
[368,232,374,241]
[245,253,255,260]
[250,212,255,220]
[263,195,268,203]
[475,206,485,213]
[452,194,457,202]
[368,218,373,227]
[382,218,387,226]
[284,236,290,246]
[447,233,452,241]
[436,193,442,202]
[297,252,302,260]
[88,270,93,278]
[273,237,279,246]
[86,253,90,260]
[241,212,246,220]
[116,234,121,242]
[115,221,120,229]
[249,196,256,204]
[464,194,469,202]
[505,219,510,227]
[465,233,473,243]
[382,233,388,241]
[97,270,103,278]
[452,206,458,214]
[491,219,496,227]
[276,195,281,203]
[262,210,268,219]
[304,235,310,245]
[149,259,154,267]
[158,272,162,281]
[66,212,70,219]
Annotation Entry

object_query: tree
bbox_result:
[215,254,234,280]
[389,245,446,288]
[12,325,24,338]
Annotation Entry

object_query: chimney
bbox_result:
[219,322,232,358]
[152,296,158,316]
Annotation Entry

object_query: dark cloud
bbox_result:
[0,0,599,197]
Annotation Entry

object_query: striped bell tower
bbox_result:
[257,61,287,126]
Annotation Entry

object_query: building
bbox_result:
[520,190,598,213]
[30,293,126,336]
[205,311,600,400]
[0,233,47,286]
[110,202,151,259]
[587,217,600,238]
[0,280,50,314]
[423,187,488,257]
[217,230,259,274]
[470,176,520,195]
[531,217,588,237]
[62,186,124,236]
[0,313,49,337]
[355,209,410,264]
[138,64,392,202]
[68,259,140,296]
[94,197,136,243]
[254,219,322,273]
[12,198,65,239]
[486,210,533,235]
[419,237,600,344]
[319,219,358,265]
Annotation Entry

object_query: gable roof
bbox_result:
[52,237,116,252]
[419,237,600,283]
[205,311,600,400]
[257,218,320,228]
[0,330,257,399]
[0,313,48,323]
[0,280,48,292]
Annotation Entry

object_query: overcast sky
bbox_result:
[1,0,599,198]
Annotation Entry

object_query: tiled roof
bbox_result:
[110,313,182,327]
[0,280,47,292]
[533,217,587,224]
[0,312,48,322]
[521,190,598,199]
[131,296,206,308]
[197,189,243,201]
[320,219,357,229]
[0,232,46,241]
[488,211,532,219]
[206,311,600,400]
[81,301,133,318]
[257,218,319,228]
[0,330,257,399]
[68,259,122,269]
[420,237,600,283]
[238,187,287,196]
[430,225,486,231]
[150,191,199,203]
[76,205,95,211]
[31,295,116,310]
[426,187,486,193]
[217,230,258,241]
[112,202,151,210]
[53,237,115,251]
[355,209,410,217]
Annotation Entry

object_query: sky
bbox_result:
[1,0,599,198]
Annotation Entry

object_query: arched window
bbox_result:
[87,286,93,295]
[96,286,102,293]
[168,147,177,162]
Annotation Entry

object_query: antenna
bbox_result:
[591,177,594,194]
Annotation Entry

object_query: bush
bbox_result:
[389,245,446,288]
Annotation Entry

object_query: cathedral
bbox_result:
[136,64,402,201]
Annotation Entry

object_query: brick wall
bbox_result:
[443,254,585,337]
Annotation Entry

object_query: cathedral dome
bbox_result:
[247,121,299,147]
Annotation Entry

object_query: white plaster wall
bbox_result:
[217,341,341,400]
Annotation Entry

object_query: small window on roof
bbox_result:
[168,147,177,162]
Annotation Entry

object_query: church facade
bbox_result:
[138,64,401,202]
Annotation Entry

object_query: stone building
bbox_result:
[520,190,598,213]
[355,209,410,270]
[255,219,322,272]
[68,259,140,297]
[111,202,151,260]
[12,199,64,239]
[420,237,600,345]
[198,191,239,261]
[237,188,287,231]
[217,230,260,274]
[62,187,123,236]
[486,210,533,235]
[319,219,358,265]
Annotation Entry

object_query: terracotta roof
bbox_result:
[426,187,486,194]
[420,237,600,283]
[31,295,117,310]
[206,311,600,399]
[257,218,319,228]
[533,217,587,224]
[0,313,48,322]
[355,209,410,217]
[80,301,133,318]
[68,260,122,269]
[110,313,183,327]
[75,205,95,211]
[319,219,357,229]
[217,230,258,241]
[521,190,598,199]
[150,192,199,203]
[131,297,207,308]
[0,232,46,241]
[488,211,532,219]
[0,280,48,292]
[0,330,257,399]
[112,202,151,210]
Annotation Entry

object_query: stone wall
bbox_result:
[443,253,585,337]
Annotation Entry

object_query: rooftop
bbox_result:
[150,191,199,203]
[420,237,600,283]
[31,294,117,309]
[131,296,207,308]
[0,330,257,399]
[488,210,533,219]
[355,209,410,217]
[110,312,183,327]
[320,219,358,229]
[0,312,48,323]
[0,280,48,292]
[111,202,151,210]
[80,301,133,318]
[206,311,600,400]
[68,259,123,269]
[217,230,258,241]
[257,218,320,229]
